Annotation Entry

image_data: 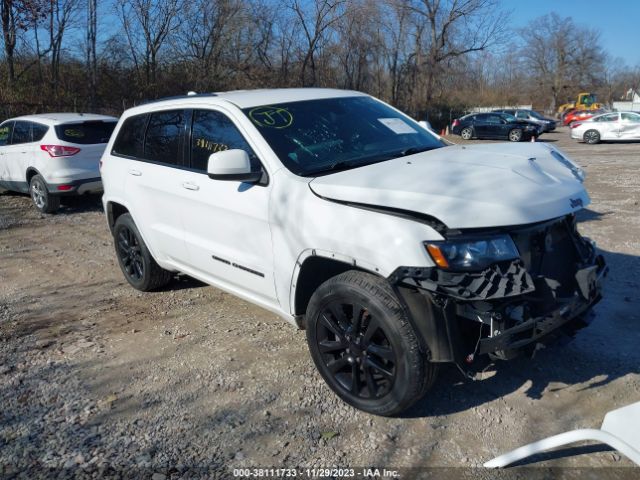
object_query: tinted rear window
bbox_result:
[144,110,185,165]
[112,114,148,157]
[11,121,31,144]
[32,123,48,141]
[55,121,116,144]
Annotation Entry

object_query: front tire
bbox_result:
[460,127,473,140]
[584,129,600,144]
[305,271,436,416]
[113,213,172,291]
[29,174,60,213]
[508,128,523,142]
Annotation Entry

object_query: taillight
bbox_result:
[571,122,582,128]
[452,119,460,127]
[40,145,81,157]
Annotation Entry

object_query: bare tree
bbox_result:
[287,0,345,86]
[334,0,384,91]
[46,0,79,96]
[172,0,243,91]
[86,0,97,107]
[117,0,181,94]
[520,13,604,110]
[406,0,508,104]
[1,0,45,84]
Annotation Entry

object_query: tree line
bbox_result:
[1,0,639,127]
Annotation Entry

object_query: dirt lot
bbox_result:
[1,128,639,479]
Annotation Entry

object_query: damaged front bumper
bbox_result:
[390,215,608,362]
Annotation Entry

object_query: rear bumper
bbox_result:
[48,177,103,196]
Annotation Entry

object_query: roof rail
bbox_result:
[140,92,218,105]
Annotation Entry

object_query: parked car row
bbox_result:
[448,107,640,146]
[0,88,607,416]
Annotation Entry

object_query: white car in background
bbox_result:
[0,113,117,212]
[570,111,640,144]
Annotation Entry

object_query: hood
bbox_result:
[309,143,589,229]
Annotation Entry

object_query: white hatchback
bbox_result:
[0,113,118,212]
[570,111,640,144]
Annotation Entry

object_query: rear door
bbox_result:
[620,112,640,139]
[178,107,277,301]
[593,113,620,140]
[113,110,191,264]
[472,114,492,137]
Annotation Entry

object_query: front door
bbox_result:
[178,108,276,302]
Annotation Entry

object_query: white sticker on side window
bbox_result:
[378,118,418,134]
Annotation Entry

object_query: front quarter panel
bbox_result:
[269,169,443,315]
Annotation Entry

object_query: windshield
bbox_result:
[529,110,545,120]
[242,96,444,176]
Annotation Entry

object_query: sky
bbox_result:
[509,0,640,67]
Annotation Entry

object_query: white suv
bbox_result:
[101,89,606,415]
[0,113,117,212]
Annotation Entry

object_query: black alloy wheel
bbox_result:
[306,271,436,416]
[112,213,172,291]
[316,301,397,399]
[117,225,145,282]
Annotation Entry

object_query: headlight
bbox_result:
[524,125,536,130]
[425,235,520,271]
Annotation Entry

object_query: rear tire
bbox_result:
[460,127,473,140]
[508,128,523,142]
[584,129,600,144]
[305,271,436,416]
[113,213,172,291]
[29,174,60,213]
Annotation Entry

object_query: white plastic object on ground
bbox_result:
[484,401,640,468]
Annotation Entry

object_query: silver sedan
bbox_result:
[570,111,640,144]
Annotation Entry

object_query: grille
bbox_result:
[511,217,580,297]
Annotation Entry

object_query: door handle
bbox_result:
[128,169,142,176]
[182,182,199,191]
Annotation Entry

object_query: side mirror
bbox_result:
[207,149,262,183]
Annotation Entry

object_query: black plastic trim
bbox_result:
[211,254,264,278]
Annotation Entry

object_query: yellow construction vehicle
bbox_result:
[557,92,604,116]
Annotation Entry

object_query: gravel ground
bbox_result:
[1,128,639,479]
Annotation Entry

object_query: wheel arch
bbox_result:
[106,201,130,234]
[291,251,381,320]
[26,167,42,184]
